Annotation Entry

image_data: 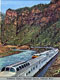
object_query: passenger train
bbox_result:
[0,48,59,77]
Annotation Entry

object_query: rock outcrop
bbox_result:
[5,9,17,25]
[5,0,60,30]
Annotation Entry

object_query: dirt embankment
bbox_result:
[0,43,30,57]
[17,45,30,50]
[4,45,17,48]
[0,43,11,53]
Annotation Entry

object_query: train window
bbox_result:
[26,73,28,75]
[24,64,26,67]
[29,71,30,73]
[1,67,5,71]
[10,68,15,72]
[33,67,35,70]
[6,68,9,71]
[28,71,30,74]
[36,65,38,68]
[22,65,24,68]
[26,63,28,66]
[39,61,40,64]
[28,63,30,65]
[26,70,31,75]
[19,66,22,69]
[26,63,30,66]
[31,68,32,71]
[16,67,19,71]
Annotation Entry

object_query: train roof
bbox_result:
[14,55,46,75]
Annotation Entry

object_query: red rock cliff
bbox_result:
[5,9,17,25]
[5,0,60,33]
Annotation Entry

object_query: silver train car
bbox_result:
[0,48,59,77]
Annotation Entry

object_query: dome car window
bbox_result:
[6,68,9,71]
[1,67,5,71]
[10,68,15,72]
[16,67,19,71]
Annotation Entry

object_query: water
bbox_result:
[0,49,36,70]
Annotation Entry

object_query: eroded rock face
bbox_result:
[5,9,17,25]
[5,0,60,33]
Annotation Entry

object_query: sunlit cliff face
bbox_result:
[5,0,60,26]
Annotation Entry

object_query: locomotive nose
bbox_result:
[0,71,16,77]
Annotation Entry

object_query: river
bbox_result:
[0,49,36,70]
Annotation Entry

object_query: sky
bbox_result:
[1,0,51,13]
